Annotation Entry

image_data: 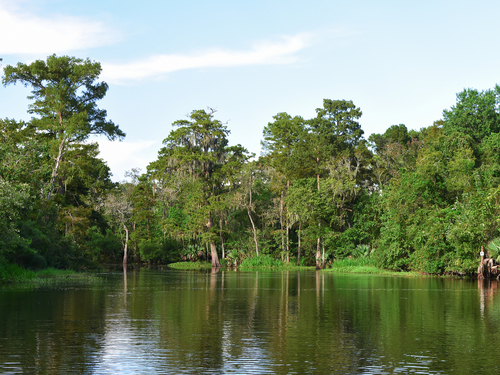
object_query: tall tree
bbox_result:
[2,54,125,200]
[262,113,307,261]
[105,183,134,265]
[308,99,363,267]
[160,109,247,267]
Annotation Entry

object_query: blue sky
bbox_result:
[2,0,500,181]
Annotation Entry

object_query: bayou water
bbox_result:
[1,269,499,374]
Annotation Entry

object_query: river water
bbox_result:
[0,269,499,374]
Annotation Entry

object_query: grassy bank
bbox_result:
[167,256,424,276]
[237,255,313,270]
[169,256,314,271]
[168,261,213,270]
[325,257,421,277]
[0,263,100,284]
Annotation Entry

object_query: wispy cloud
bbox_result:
[101,33,311,83]
[0,1,119,55]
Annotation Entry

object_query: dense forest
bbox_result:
[2,54,500,275]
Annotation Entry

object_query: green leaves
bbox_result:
[443,85,500,143]
[0,178,31,260]
[3,54,124,200]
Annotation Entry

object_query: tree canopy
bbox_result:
[3,54,125,199]
[2,53,500,276]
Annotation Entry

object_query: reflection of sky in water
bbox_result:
[90,316,165,374]
[90,315,275,374]
[220,322,274,374]
[359,353,447,375]
[90,317,448,375]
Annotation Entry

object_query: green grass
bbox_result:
[168,261,213,270]
[0,264,101,284]
[0,263,36,283]
[33,267,100,283]
[168,257,314,271]
[325,257,421,277]
[167,256,423,275]
[238,255,313,270]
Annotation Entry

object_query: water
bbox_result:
[1,269,499,374]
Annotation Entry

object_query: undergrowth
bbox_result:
[238,255,310,270]
[168,261,212,270]
[0,263,100,284]
[325,257,420,276]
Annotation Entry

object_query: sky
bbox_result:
[2,0,500,181]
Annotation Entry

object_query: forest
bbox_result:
[2,54,500,276]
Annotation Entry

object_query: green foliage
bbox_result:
[3,54,125,200]
[0,262,36,283]
[486,238,500,263]
[0,55,127,270]
[168,261,212,270]
[138,239,162,262]
[239,255,285,269]
[0,178,31,260]
[354,244,371,258]
[86,226,122,262]
[327,257,420,276]
[0,264,100,284]
[5,54,500,276]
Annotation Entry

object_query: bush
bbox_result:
[487,238,500,263]
[239,255,283,269]
[86,226,122,262]
[0,262,36,283]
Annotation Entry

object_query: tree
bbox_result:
[159,109,248,267]
[0,178,31,260]
[308,99,364,268]
[231,161,266,257]
[261,113,307,261]
[0,118,51,190]
[443,85,500,145]
[2,54,125,200]
[262,112,307,180]
[105,183,134,265]
[286,178,317,265]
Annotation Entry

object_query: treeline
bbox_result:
[2,55,500,275]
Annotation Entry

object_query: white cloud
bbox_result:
[0,2,119,55]
[101,33,311,83]
[96,139,160,182]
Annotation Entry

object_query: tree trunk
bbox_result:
[123,223,129,265]
[286,218,290,263]
[297,221,301,266]
[280,191,284,255]
[316,237,321,270]
[316,157,321,269]
[286,180,290,263]
[207,214,220,267]
[210,242,220,267]
[220,218,225,259]
[248,207,259,256]
[322,241,325,269]
[46,137,66,200]
[248,183,259,256]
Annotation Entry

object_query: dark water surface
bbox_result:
[1,269,499,374]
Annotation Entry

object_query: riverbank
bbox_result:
[168,256,420,275]
[325,257,422,277]
[0,263,100,284]
[169,254,316,271]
